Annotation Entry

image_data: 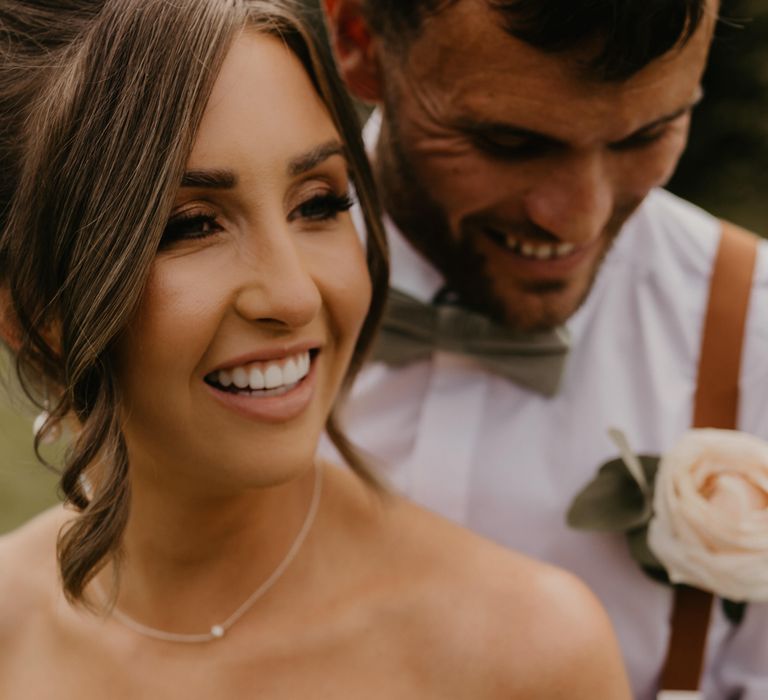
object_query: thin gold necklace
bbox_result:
[101,462,323,644]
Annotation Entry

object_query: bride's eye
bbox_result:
[289,191,354,223]
[161,209,224,247]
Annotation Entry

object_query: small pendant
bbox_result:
[210,625,225,639]
[33,410,62,445]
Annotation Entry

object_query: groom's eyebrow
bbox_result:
[455,91,704,153]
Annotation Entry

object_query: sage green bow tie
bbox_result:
[371,288,571,397]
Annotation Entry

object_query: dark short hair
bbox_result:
[362,0,710,80]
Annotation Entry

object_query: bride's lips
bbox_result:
[204,345,319,423]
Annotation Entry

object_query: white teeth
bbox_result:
[300,351,310,372]
[215,351,311,393]
[264,364,283,389]
[490,223,577,260]
[513,241,577,260]
[232,367,249,389]
[249,366,265,390]
[283,359,299,385]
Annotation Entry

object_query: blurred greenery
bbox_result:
[1,0,764,534]
[667,0,768,234]
[0,355,60,534]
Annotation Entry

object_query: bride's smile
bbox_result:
[0,2,631,697]
[114,33,371,492]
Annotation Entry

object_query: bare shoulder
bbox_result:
[0,506,68,640]
[379,497,632,699]
[477,558,632,699]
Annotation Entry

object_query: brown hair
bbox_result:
[362,0,710,81]
[0,0,387,604]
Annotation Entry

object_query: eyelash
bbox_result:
[611,128,668,152]
[474,136,543,160]
[474,122,676,160]
[160,192,354,247]
[160,209,222,247]
[288,191,354,223]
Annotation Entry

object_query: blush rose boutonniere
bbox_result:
[567,428,768,619]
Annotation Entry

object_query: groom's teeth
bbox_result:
[515,240,577,260]
[219,369,233,387]
[489,225,578,261]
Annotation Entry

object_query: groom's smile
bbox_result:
[371,0,714,330]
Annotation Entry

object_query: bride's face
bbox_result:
[114,32,371,491]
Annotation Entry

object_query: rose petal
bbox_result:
[648,429,768,601]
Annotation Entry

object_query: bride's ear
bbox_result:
[322,0,384,104]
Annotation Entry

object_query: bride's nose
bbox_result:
[232,221,322,330]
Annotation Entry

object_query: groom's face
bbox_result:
[338,0,716,331]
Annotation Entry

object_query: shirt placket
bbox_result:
[406,352,488,523]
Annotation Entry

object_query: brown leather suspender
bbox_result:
[659,221,759,692]
[693,223,759,429]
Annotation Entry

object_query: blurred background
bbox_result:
[0,361,63,533]
[667,0,767,232]
[1,0,765,533]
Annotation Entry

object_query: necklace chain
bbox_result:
[102,462,323,644]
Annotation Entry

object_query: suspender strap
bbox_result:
[693,222,760,429]
[660,221,759,692]
[660,586,715,691]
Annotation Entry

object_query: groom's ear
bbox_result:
[322,0,383,104]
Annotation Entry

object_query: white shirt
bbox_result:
[338,115,768,700]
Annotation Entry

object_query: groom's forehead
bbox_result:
[369,0,716,84]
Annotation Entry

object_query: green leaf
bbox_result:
[722,598,747,626]
[566,456,660,533]
[626,525,669,584]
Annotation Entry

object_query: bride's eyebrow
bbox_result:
[178,141,346,189]
[180,169,237,189]
[287,139,346,177]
